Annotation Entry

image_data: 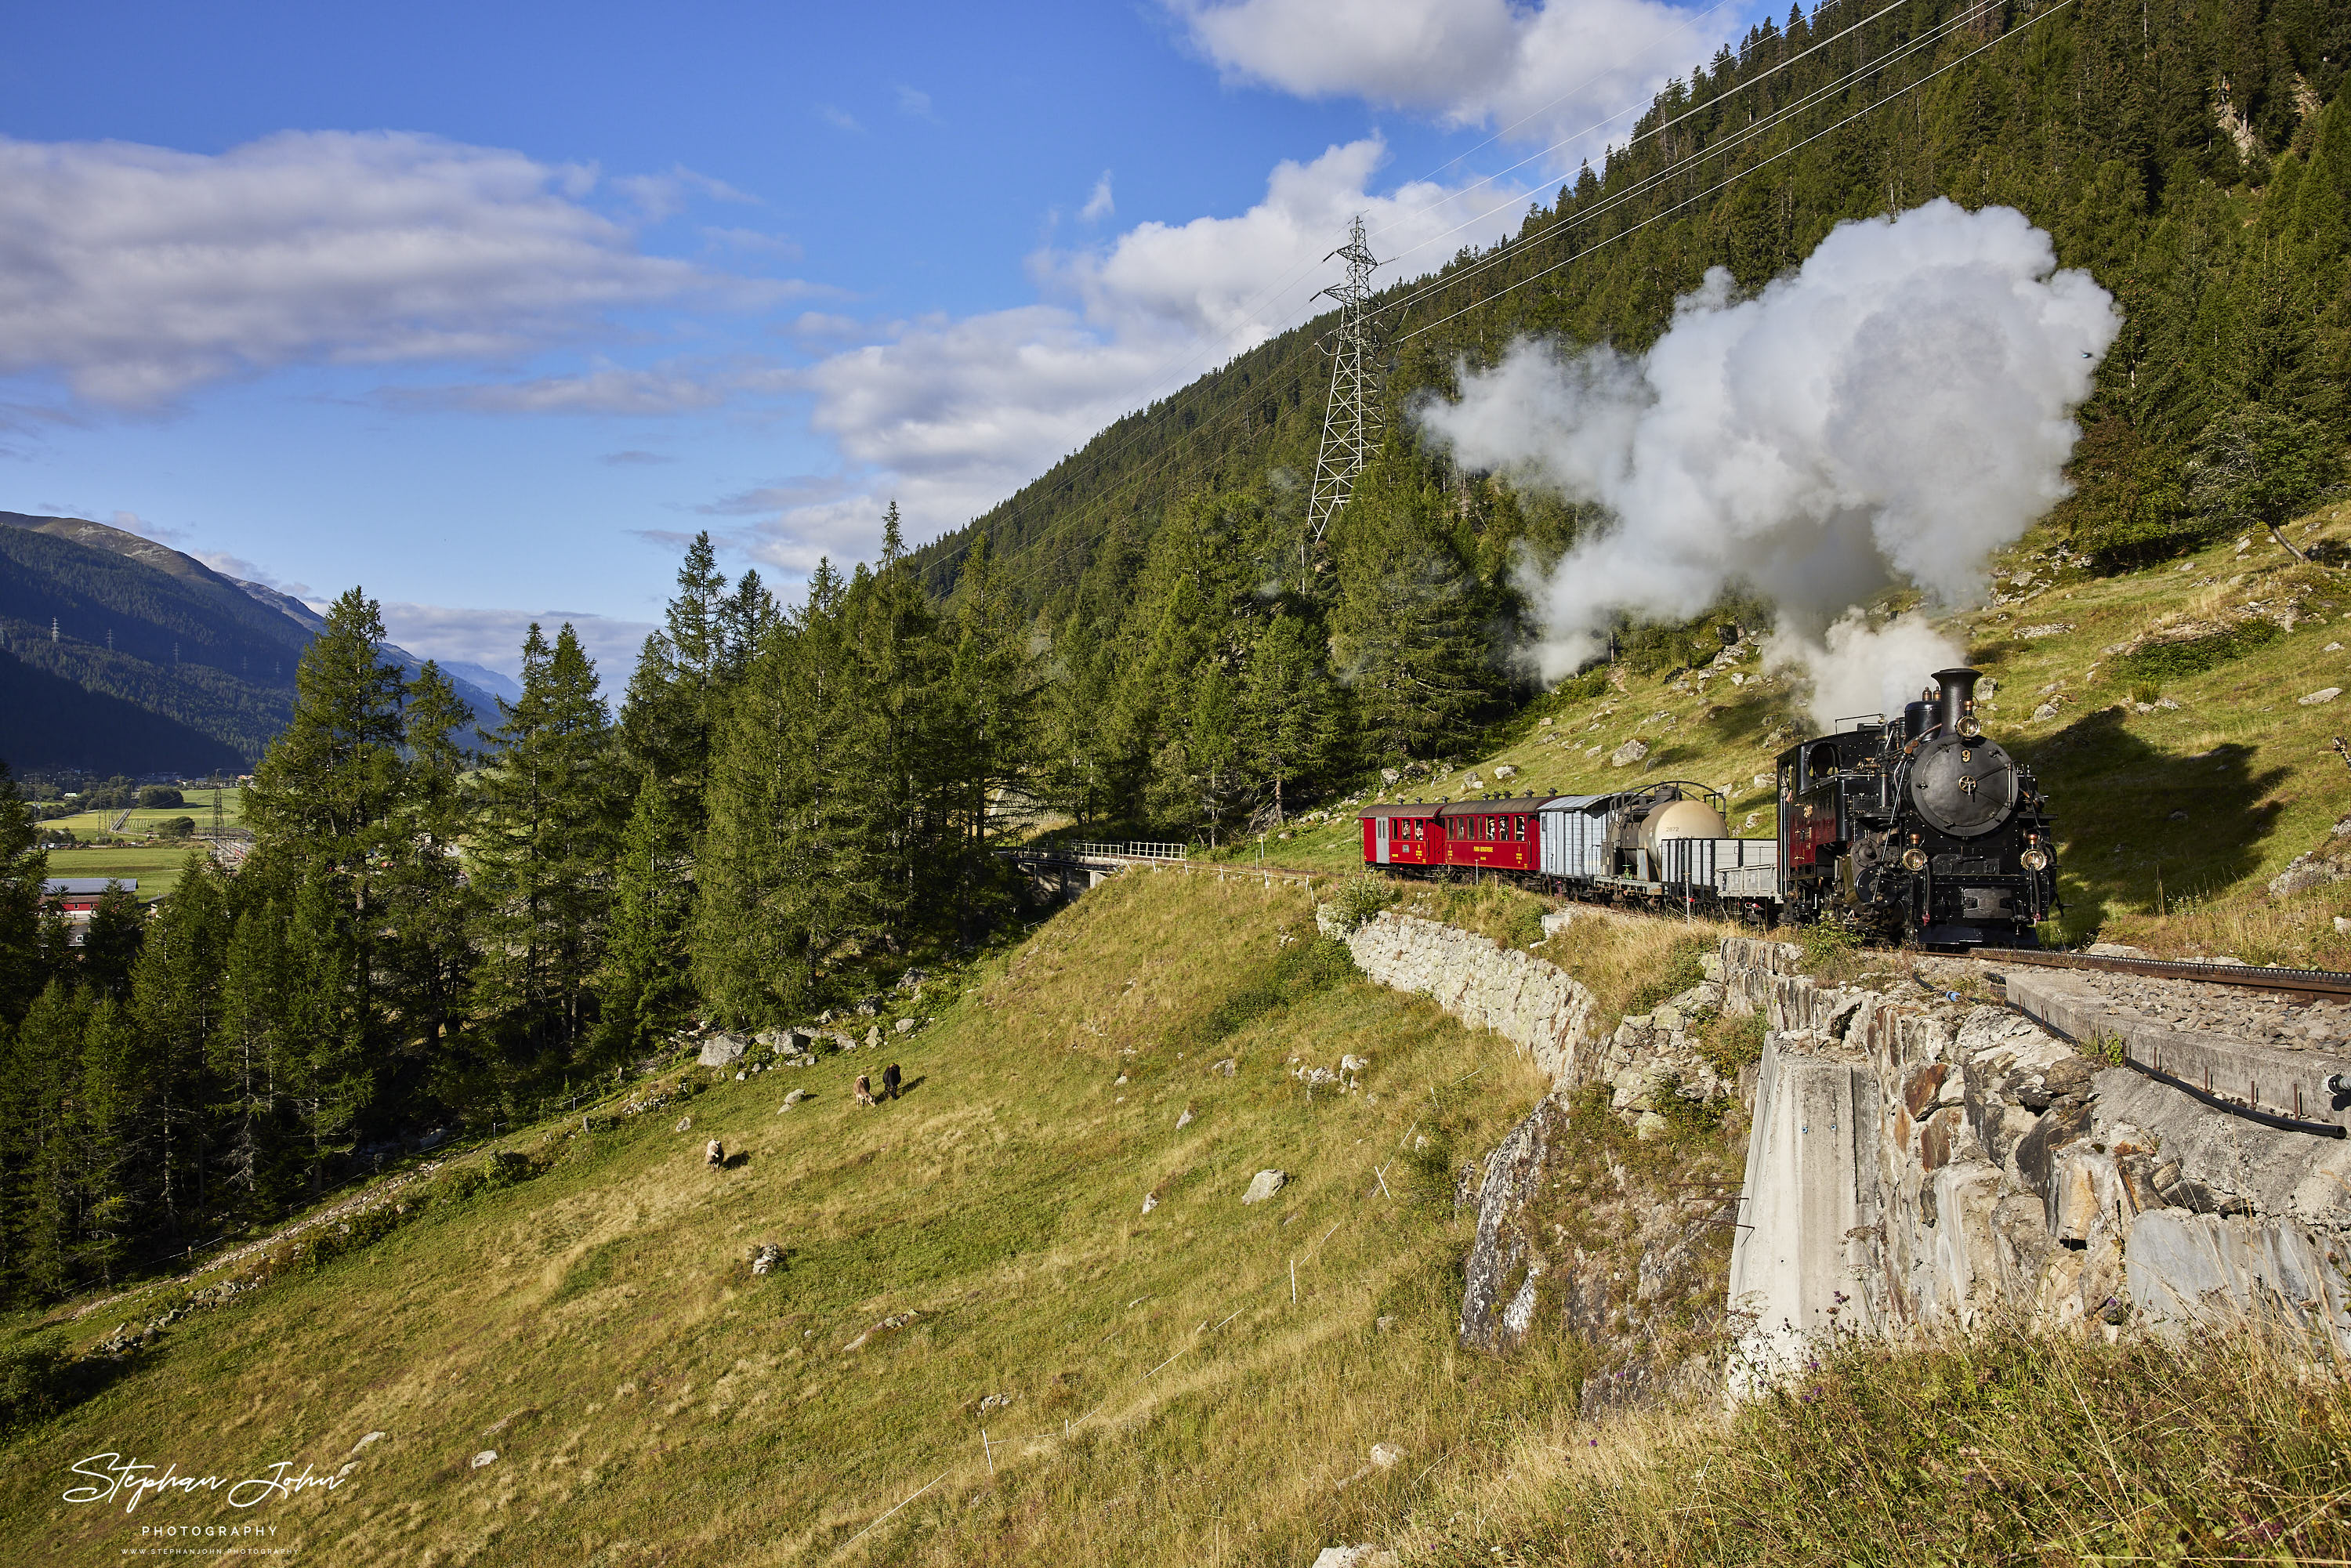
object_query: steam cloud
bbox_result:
[1415,199,2120,722]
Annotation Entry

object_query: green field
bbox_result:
[38,843,215,902]
[41,787,245,841]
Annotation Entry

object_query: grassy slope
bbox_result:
[6,870,1729,1566]
[1247,505,2351,966]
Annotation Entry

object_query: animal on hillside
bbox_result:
[705,1138,724,1168]
[1356,667,2056,950]
[853,1074,876,1106]
[882,1063,902,1100]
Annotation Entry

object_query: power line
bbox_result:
[940,0,2073,607]
[1371,0,1986,331]
[1396,2,2076,344]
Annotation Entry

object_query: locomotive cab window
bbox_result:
[1805,741,1839,782]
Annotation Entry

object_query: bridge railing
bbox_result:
[1069,841,1189,862]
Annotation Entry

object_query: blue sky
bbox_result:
[0,0,1762,678]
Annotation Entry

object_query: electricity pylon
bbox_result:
[1306,215,1383,546]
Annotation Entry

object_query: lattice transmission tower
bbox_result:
[1306,215,1383,545]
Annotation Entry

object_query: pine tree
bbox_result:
[469,624,622,1062]
[382,661,476,1058]
[937,534,1034,943]
[281,868,369,1199]
[242,588,409,1055]
[79,882,145,1000]
[1237,608,1335,824]
[594,774,696,1063]
[0,980,85,1299]
[696,562,871,1020]
[129,852,232,1239]
[213,899,295,1222]
[0,761,50,1030]
[1328,466,1498,761]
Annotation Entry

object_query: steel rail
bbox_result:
[1980,947,2351,1003]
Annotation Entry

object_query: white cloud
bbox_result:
[388,360,748,415]
[1168,0,1737,148]
[896,85,938,120]
[817,104,865,133]
[601,449,675,466]
[0,130,765,409]
[728,138,1523,573]
[375,601,656,685]
[703,225,805,260]
[1081,171,1116,223]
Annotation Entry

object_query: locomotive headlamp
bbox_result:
[1901,846,1929,872]
[2021,847,2050,871]
[1956,715,1983,739]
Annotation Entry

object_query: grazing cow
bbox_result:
[853,1074,876,1106]
[882,1063,902,1101]
[705,1138,725,1168]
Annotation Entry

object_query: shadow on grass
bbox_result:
[2014,707,2288,936]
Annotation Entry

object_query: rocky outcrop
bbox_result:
[1459,1099,1567,1351]
[1324,909,1605,1092]
[1724,943,2351,1390]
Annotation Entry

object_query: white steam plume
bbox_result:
[1415,200,2120,723]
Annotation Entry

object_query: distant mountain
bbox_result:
[439,660,521,705]
[0,511,503,774]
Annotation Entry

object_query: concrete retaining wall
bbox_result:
[1725,946,2351,1382]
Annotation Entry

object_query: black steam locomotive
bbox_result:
[1777,667,2056,947]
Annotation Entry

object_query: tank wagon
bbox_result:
[1358,667,2058,949]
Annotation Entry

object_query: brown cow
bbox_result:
[853,1074,875,1106]
[882,1063,902,1100]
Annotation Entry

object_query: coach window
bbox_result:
[1516,816,1527,840]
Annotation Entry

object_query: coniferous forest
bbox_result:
[1,0,2349,1302]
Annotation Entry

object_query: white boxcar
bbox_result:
[1538,795,1617,879]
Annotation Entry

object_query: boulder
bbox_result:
[894,1016,918,1036]
[470,1450,497,1470]
[779,1088,810,1112]
[1175,1106,1195,1130]
[1609,739,1650,768]
[1141,1193,1157,1215]
[749,1243,783,1276]
[1311,1545,1398,1568]
[697,1033,749,1068]
[1368,1443,1404,1468]
[1241,1169,1288,1204]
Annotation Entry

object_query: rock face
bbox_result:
[1324,909,1606,1093]
[1723,943,2351,1391]
[1241,1169,1288,1204]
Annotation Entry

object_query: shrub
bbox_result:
[1324,874,1398,935]
[1625,936,1711,1015]
[137,786,184,808]
[2114,618,2283,686]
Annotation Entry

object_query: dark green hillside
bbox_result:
[0,512,507,768]
[0,647,244,775]
[914,0,2350,616]
[0,513,309,680]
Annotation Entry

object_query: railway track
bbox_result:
[1973,947,2351,1004]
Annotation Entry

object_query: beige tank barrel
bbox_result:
[1636,798,1730,850]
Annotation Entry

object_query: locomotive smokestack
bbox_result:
[1933,668,1980,737]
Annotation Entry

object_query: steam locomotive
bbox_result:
[1358,667,2057,948]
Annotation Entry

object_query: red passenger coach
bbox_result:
[1360,803,1444,867]
[1436,796,1545,875]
